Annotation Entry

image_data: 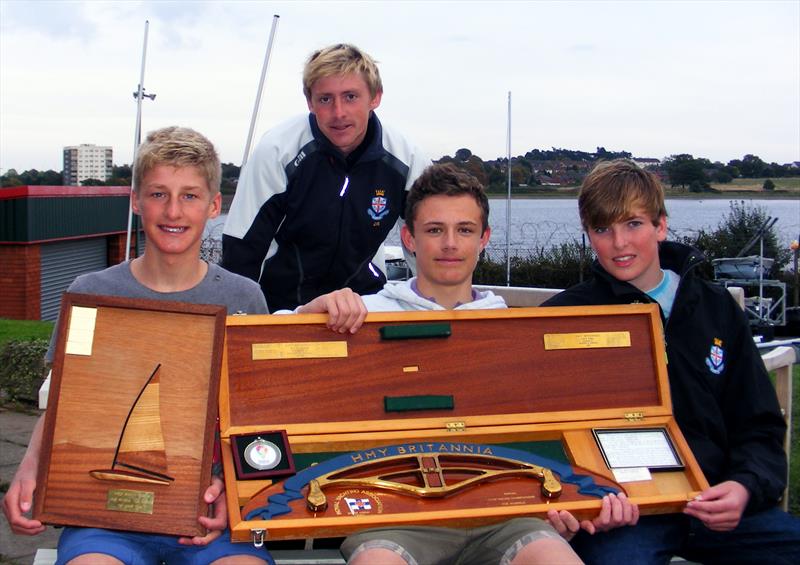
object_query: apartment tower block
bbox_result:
[63,144,113,186]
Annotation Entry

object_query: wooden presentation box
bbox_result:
[220,304,708,545]
[34,294,226,537]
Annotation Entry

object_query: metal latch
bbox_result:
[446,421,466,432]
[251,529,265,548]
[624,412,644,422]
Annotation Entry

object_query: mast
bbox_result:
[242,14,280,168]
[505,91,512,286]
[125,20,156,262]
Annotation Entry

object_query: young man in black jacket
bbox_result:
[222,43,427,312]
[543,159,800,564]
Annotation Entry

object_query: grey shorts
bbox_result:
[340,517,567,565]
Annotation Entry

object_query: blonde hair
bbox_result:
[303,43,382,100]
[579,159,667,231]
[133,126,221,195]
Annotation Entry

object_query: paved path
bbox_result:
[0,407,60,565]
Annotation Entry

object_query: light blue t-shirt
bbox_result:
[645,269,680,319]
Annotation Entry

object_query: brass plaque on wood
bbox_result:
[106,489,155,514]
[65,306,97,356]
[252,341,348,360]
[543,331,631,350]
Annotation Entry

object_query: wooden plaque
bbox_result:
[219,304,709,542]
[33,293,226,537]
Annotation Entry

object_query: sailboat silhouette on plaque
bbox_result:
[89,363,175,485]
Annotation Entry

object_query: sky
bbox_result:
[1,0,798,174]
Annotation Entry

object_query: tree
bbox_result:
[455,148,472,162]
[221,162,240,179]
[1,169,22,187]
[738,154,766,178]
[711,170,733,183]
[763,179,775,191]
[41,170,63,185]
[81,178,105,186]
[663,154,707,189]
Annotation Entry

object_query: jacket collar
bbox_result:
[591,241,705,298]
[308,112,384,164]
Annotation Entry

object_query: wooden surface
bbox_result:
[222,305,668,436]
[34,294,226,537]
[220,304,708,541]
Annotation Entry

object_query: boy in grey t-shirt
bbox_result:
[3,127,271,565]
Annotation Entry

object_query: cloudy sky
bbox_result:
[1,0,798,173]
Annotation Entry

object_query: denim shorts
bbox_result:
[56,527,272,565]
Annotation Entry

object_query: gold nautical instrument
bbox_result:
[305,452,562,512]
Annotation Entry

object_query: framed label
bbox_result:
[231,430,295,480]
[593,428,684,471]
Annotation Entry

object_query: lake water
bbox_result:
[208,197,799,259]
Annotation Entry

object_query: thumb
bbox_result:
[20,479,36,512]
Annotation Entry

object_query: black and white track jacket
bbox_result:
[222,112,427,312]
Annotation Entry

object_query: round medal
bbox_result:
[244,438,281,470]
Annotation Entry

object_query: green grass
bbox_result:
[0,318,53,347]
[789,364,800,516]
[710,176,800,193]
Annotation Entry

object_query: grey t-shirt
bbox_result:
[46,261,267,361]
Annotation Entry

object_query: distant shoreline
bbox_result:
[485,190,800,200]
[221,190,798,213]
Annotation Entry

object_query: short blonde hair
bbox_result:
[579,159,667,231]
[133,126,221,195]
[303,43,382,100]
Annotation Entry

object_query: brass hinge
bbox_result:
[446,421,466,432]
[251,529,265,548]
[624,411,645,422]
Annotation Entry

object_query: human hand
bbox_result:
[297,288,367,333]
[2,462,45,536]
[546,508,581,541]
[581,492,639,534]
[683,480,749,531]
[178,476,226,546]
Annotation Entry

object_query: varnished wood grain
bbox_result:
[34,293,226,537]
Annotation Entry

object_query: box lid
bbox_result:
[220,304,670,439]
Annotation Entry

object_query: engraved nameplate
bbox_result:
[252,341,348,360]
[543,331,631,350]
[106,489,155,514]
[66,306,97,356]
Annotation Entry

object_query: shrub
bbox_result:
[763,179,775,191]
[475,240,593,289]
[687,201,790,271]
[0,339,48,404]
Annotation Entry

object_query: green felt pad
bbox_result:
[379,322,451,340]
[385,395,454,412]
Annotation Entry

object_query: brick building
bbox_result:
[0,186,141,320]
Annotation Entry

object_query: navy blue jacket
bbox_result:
[544,241,787,513]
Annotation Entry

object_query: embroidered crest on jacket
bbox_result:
[368,189,390,220]
[705,338,725,375]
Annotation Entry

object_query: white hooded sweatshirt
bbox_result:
[361,277,507,312]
